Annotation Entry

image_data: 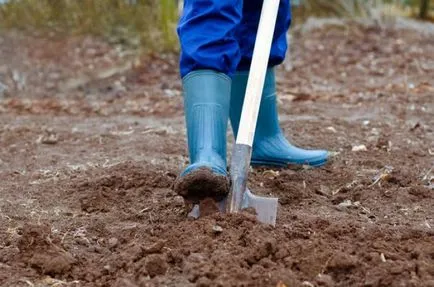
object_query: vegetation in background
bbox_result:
[0,0,432,51]
[0,0,179,51]
[419,0,431,18]
[294,0,433,22]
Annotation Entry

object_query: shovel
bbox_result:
[229,0,280,226]
[188,0,280,225]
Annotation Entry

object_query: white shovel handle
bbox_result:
[236,0,281,146]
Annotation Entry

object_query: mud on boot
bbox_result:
[174,167,229,203]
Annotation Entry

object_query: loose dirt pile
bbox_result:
[0,19,433,286]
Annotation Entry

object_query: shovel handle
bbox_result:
[230,0,280,213]
[236,0,280,147]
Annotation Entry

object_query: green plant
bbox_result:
[159,0,179,50]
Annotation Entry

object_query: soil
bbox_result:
[0,19,433,287]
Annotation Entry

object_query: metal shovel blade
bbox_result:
[242,188,278,226]
[187,192,277,226]
[229,144,279,226]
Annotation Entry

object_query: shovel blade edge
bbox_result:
[242,188,278,226]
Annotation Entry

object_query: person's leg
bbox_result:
[230,0,329,167]
[174,0,243,201]
[178,0,242,77]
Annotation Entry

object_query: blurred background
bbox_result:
[0,0,432,52]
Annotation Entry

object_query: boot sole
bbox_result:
[251,158,328,168]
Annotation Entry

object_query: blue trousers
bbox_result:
[177,0,292,78]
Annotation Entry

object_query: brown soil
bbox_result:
[0,19,433,287]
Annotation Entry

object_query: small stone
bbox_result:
[263,169,280,178]
[352,144,367,152]
[163,89,177,97]
[173,195,185,207]
[212,225,223,234]
[108,237,118,249]
[337,200,353,209]
[40,134,58,145]
[315,274,334,286]
[326,126,337,133]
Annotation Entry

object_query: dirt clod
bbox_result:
[212,225,223,234]
[17,223,75,276]
[108,237,119,249]
[144,254,168,278]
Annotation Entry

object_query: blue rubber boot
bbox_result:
[230,68,329,167]
[174,70,230,202]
